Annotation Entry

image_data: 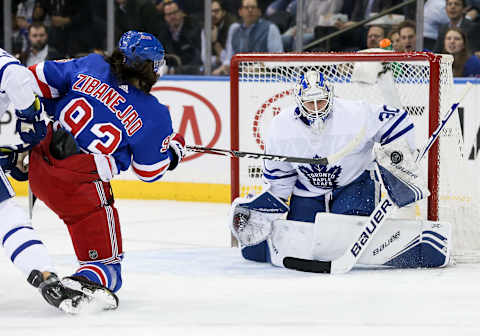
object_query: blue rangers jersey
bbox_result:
[29,54,174,182]
[264,97,416,200]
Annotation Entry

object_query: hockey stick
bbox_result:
[284,83,473,274]
[416,82,473,162]
[187,126,366,165]
[284,163,393,274]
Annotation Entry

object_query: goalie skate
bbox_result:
[62,276,119,312]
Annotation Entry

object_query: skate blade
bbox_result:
[58,297,88,315]
[61,278,118,312]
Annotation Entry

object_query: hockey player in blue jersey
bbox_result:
[19,31,186,312]
[228,70,451,271]
[0,47,91,313]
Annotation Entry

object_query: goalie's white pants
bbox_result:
[243,213,451,268]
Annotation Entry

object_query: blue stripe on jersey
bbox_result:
[295,180,310,191]
[0,61,21,83]
[381,123,414,146]
[263,172,298,180]
[263,166,295,175]
[10,240,42,262]
[380,111,408,144]
[2,226,33,246]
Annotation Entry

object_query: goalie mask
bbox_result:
[119,30,165,74]
[295,71,334,126]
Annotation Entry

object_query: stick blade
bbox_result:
[283,257,332,273]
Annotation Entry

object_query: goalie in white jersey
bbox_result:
[229,71,451,271]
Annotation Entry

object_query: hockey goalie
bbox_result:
[228,71,451,272]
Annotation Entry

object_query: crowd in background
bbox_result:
[2,0,480,77]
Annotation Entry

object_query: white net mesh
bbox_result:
[233,52,480,262]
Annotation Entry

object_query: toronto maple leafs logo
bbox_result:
[298,158,342,189]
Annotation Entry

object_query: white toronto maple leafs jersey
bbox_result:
[263,97,416,200]
[0,48,37,118]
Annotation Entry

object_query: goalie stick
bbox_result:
[416,82,473,162]
[187,126,366,165]
[284,82,473,274]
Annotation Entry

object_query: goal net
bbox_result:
[230,52,480,262]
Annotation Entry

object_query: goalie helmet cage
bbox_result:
[230,52,480,263]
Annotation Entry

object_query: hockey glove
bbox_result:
[16,96,43,120]
[167,132,186,171]
[0,145,30,181]
[15,97,47,145]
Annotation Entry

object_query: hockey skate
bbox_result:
[61,275,119,312]
[27,270,87,314]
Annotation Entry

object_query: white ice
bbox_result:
[1,197,480,336]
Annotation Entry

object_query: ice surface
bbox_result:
[1,198,479,336]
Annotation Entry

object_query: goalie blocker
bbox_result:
[230,190,451,270]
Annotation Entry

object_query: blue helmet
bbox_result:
[118,30,165,74]
[295,71,334,126]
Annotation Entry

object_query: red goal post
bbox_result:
[229,52,480,261]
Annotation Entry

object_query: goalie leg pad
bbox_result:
[268,219,315,268]
[262,213,451,271]
[241,241,270,263]
[240,219,317,267]
[313,213,451,268]
[382,221,451,268]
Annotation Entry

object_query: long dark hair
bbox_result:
[443,27,470,77]
[105,49,158,94]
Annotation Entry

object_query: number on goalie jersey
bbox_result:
[24,31,185,312]
[264,71,416,222]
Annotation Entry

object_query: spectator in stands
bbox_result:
[465,0,480,21]
[114,0,163,41]
[366,24,385,49]
[212,0,283,75]
[398,20,417,52]
[443,27,480,76]
[423,0,450,50]
[10,13,28,59]
[282,0,345,51]
[222,0,272,15]
[265,0,297,16]
[157,0,202,74]
[19,22,61,66]
[388,28,402,51]
[434,0,480,53]
[340,0,415,26]
[201,0,237,71]
[32,0,94,57]
[16,0,36,24]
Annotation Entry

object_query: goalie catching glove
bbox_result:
[167,132,186,170]
[375,138,430,207]
[230,191,289,246]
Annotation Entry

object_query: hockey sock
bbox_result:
[73,262,122,292]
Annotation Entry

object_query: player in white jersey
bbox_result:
[0,48,88,312]
[229,71,450,270]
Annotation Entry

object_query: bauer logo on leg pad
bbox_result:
[350,199,393,257]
